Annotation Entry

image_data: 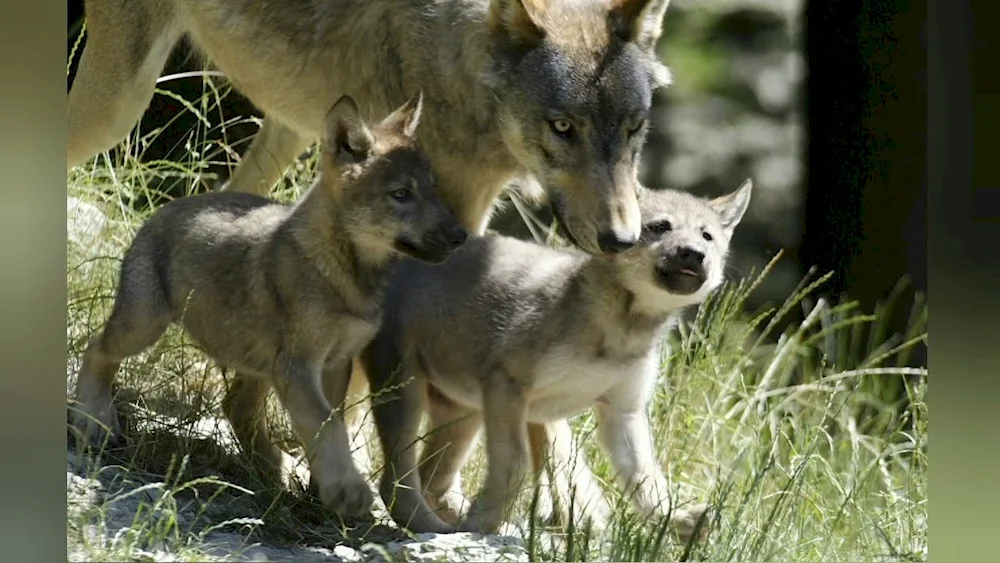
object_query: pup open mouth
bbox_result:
[655,265,706,295]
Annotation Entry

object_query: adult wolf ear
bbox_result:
[488,0,547,50]
[709,179,754,233]
[324,95,375,166]
[608,0,673,88]
[380,91,425,140]
[608,0,670,51]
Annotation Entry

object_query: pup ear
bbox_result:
[708,178,753,233]
[380,91,424,139]
[608,0,670,53]
[488,0,547,50]
[324,95,375,165]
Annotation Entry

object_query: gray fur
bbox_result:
[69,95,467,523]
[362,179,753,537]
[68,0,674,252]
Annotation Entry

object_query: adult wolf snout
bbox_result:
[550,173,642,256]
[598,229,639,254]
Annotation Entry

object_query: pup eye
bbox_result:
[644,220,672,235]
[549,119,574,138]
[390,188,413,202]
[340,141,353,154]
[702,230,714,241]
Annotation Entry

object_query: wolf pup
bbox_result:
[361,180,752,538]
[68,93,468,519]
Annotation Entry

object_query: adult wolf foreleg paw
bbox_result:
[68,396,121,449]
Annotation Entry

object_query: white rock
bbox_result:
[370,532,528,563]
[67,196,108,253]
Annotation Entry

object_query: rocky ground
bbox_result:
[67,465,529,562]
[66,415,534,563]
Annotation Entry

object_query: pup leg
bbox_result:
[68,2,180,169]
[70,254,172,446]
[596,404,709,542]
[223,372,294,486]
[309,359,371,495]
[331,359,374,476]
[458,374,529,534]
[370,370,454,533]
[222,118,309,196]
[531,420,610,530]
[527,422,553,521]
[270,356,372,517]
[419,385,481,525]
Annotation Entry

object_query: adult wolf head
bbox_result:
[483,0,673,254]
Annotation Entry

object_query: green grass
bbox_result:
[65,64,926,562]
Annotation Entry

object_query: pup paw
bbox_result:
[670,502,712,544]
[580,494,611,531]
[425,488,470,525]
[567,482,611,529]
[456,502,503,535]
[630,475,673,518]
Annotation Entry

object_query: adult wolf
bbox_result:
[68,0,673,253]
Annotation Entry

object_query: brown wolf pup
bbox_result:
[361,180,753,538]
[68,93,468,520]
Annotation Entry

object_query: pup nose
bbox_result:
[678,247,705,264]
[597,230,638,254]
[445,225,468,247]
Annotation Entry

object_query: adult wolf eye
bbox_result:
[549,119,574,138]
[644,220,672,235]
[390,188,413,202]
[627,119,647,138]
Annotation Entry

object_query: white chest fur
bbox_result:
[524,344,653,422]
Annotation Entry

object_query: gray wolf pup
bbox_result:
[361,180,753,537]
[68,0,674,254]
[68,93,468,518]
